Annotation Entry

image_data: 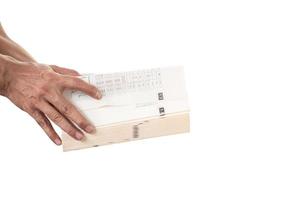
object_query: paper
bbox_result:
[64,66,189,127]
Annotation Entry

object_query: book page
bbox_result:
[64,66,189,127]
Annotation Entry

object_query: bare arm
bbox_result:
[0,24,101,146]
[0,23,35,62]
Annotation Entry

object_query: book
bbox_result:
[62,66,190,151]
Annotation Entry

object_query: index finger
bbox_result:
[46,94,96,134]
[61,76,101,99]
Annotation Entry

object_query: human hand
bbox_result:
[1,59,101,145]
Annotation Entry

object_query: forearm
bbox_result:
[0,35,35,62]
[0,23,35,62]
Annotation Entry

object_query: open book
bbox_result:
[62,66,190,151]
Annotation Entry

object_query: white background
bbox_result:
[0,0,300,199]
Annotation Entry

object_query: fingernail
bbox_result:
[96,91,101,99]
[85,125,96,133]
[75,132,84,140]
[55,138,62,145]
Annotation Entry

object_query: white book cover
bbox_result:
[62,66,190,151]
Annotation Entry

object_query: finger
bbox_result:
[30,110,62,145]
[37,101,85,141]
[50,65,80,76]
[62,76,101,99]
[46,94,96,133]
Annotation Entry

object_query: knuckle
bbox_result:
[31,111,47,129]
[72,78,82,86]
[40,70,52,79]
[67,129,77,136]
[31,110,40,119]
[61,104,73,116]
[47,93,61,105]
[51,95,60,104]
[41,70,59,82]
[74,78,85,86]
[38,86,49,96]
[51,112,63,123]
[22,102,34,112]
[28,95,41,106]
[35,85,53,99]
[20,88,43,103]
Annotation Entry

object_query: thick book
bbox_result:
[62,66,190,151]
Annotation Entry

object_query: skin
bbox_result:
[0,23,101,145]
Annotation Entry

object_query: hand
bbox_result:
[2,60,101,145]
